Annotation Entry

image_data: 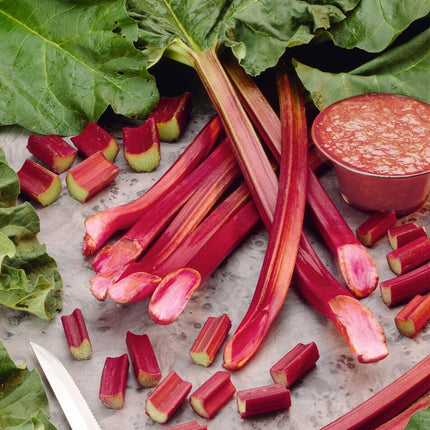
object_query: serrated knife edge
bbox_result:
[30,342,102,430]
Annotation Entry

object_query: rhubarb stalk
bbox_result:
[223,64,308,370]
[82,115,223,255]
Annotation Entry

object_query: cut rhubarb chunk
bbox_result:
[66,151,120,202]
[270,342,319,388]
[321,354,430,429]
[123,117,161,172]
[71,121,119,161]
[236,383,291,419]
[146,370,192,424]
[356,210,397,247]
[166,421,208,430]
[189,371,236,419]
[27,134,77,174]
[395,294,430,337]
[388,222,427,249]
[189,314,232,367]
[150,92,193,142]
[149,268,201,325]
[61,308,92,360]
[380,263,430,307]
[107,272,162,303]
[99,353,129,410]
[386,236,430,275]
[17,159,61,206]
[126,331,162,388]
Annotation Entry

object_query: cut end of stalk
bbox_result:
[149,268,202,325]
[90,272,118,301]
[69,340,92,361]
[108,272,162,303]
[338,244,379,298]
[146,399,168,423]
[125,146,161,172]
[222,308,269,371]
[328,295,389,363]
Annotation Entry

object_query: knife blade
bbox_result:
[30,342,102,430]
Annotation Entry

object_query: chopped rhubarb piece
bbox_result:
[388,222,427,249]
[166,421,207,430]
[394,294,430,337]
[380,263,430,307]
[99,353,129,410]
[126,331,161,388]
[321,354,430,429]
[270,342,319,388]
[123,117,161,172]
[27,134,77,174]
[66,151,120,202]
[356,210,397,247]
[150,92,192,142]
[236,383,291,419]
[107,272,161,303]
[149,268,201,325]
[146,370,192,424]
[189,314,232,367]
[61,308,92,360]
[189,371,236,419]
[386,236,430,275]
[376,392,430,430]
[71,121,119,161]
[82,115,223,255]
[294,234,388,363]
[17,159,61,206]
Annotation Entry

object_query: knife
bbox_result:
[30,342,102,430]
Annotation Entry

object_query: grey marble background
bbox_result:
[0,89,429,430]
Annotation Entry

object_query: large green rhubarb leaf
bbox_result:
[0,0,159,135]
[294,26,430,110]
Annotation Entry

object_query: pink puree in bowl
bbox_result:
[311,93,430,215]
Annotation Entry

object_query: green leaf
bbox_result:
[328,0,430,52]
[0,341,56,430]
[0,0,159,135]
[294,26,430,110]
[0,149,20,208]
[405,406,430,430]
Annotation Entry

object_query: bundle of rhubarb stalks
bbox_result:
[81,59,430,427]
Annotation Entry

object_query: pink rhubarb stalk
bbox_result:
[294,234,388,363]
[82,115,223,255]
[61,308,92,360]
[394,293,430,337]
[380,263,430,307]
[355,210,397,247]
[222,64,308,370]
[166,421,208,430]
[388,222,427,249]
[126,331,162,388]
[321,354,430,429]
[189,371,236,419]
[149,268,202,325]
[146,370,192,424]
[270,342,319,388]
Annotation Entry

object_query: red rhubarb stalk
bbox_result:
[189,371,236,419]
[226,58,379,298]
[380,263,430,307]
[166,422,207,430]
[294,234,388,363]
[189,314,232,367]
[82,115,223,255]
[146,370,192,424]
[149,268,202,325]
[61,308,92,360]
[270,342,319,388]
[126,331,162,388]
[388,222,427,249]
[321,354,430,429]
[394,294,430,337]
[223,64,308,370]
[236,383,291,419]
[355,210,397,247]
[91,138,234,276]
[99,353,129,410]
